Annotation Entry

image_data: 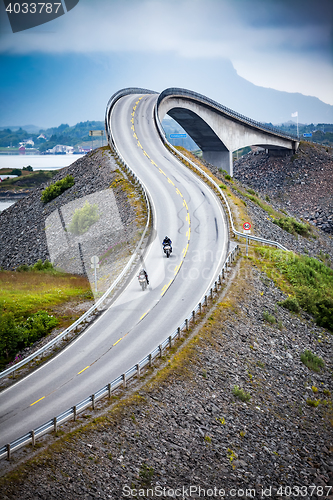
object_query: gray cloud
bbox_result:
[0,0,332,103]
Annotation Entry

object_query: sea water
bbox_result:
[0,154,85,212]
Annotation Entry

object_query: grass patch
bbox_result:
[272,216,311,237]
[232,385,251,402]
[300,350,325,372]
[255,247,333,331]
[0,267,91,367]
[278,297,300,313]
[263,310,276,324]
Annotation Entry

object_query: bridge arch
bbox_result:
[156,88,299,176]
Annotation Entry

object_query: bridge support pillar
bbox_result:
[202,150,233,177]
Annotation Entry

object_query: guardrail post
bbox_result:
[92,394,95,410]
[192,310,195,323]
[210,288,213,300]
[177,327,181,339]
[169,336,172,348]
[136,364,140,378]
[205,295,207,307]
[218,275,221,285]
[222,268,225,279]
[53,417,57,433]
[149,353,152,367]
[6,443,10,461]
[12,370,15,379]
[214,281,217,292]
[199,302,202,314]
[159,344,163,357]
[108,383,111,398]
[31,430,35,446]
[73,406,77,422]
[122,373,126,388]
[185,318,189,331]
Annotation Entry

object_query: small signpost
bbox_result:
[91,256,100,293]
[169,133,187,147]
[303,133,312,138]
[89,130,104,149]
[243,222,251,256]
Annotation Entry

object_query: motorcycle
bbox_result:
[138,272,148,291]
[163,243,172,258]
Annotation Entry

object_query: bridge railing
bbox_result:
[157,87,299,142]
[154,98,289,252]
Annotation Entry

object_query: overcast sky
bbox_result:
[0,0,332,127]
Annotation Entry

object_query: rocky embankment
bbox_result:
[0,148,137,271]
[1,258,332,498]
[233,142,333,234]
[1,145,332,498]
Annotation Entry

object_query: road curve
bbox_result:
[0,92,229,449]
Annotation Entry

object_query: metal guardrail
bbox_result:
[154,97,289,252]
[157,87,299,143]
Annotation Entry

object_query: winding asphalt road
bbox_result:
[0,92,229,450]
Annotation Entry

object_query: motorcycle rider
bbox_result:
[162,236,172,249]
[138,268,149,285]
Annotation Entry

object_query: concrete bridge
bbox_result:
[156,88,299,176]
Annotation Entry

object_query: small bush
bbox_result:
[41,175,74,203]
[278,297,300,313]
[219,183,227,190]
[225,174,232,181]
[232,385,251,402]
[300,350,324,372]
[10,168,22,176]
[265,195,270,202]
[68,201,99,235]
[246,188,256,196]
[263,310,276,324]
[306,398,320,407]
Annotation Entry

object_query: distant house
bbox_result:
[18,145,25,153]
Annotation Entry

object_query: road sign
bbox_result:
[89,130,104,136]
[91,255,99,265]
[243,222,251,230]
[303,133,312,138]
[170,133,187,138]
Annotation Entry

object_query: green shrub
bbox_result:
[10,168,22,176]
[68,201,99,235]
[278,297,300,313]
[265,195,270,202]
[300,350,325,372]
[0,309,59,361]
[225,174,232,181]
[273,216,311,237]
[263,310,276,324]
[246,188,256,196]
[219,183,227,190]
[232,385,251,402]
[306,398,320,407]
[41,175,74,203]
[16,260,54,272]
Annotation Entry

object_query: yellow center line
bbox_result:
[78,365,90,375]
[113,337,122,346]
[140,310,149,320]
[30,396,45,406]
